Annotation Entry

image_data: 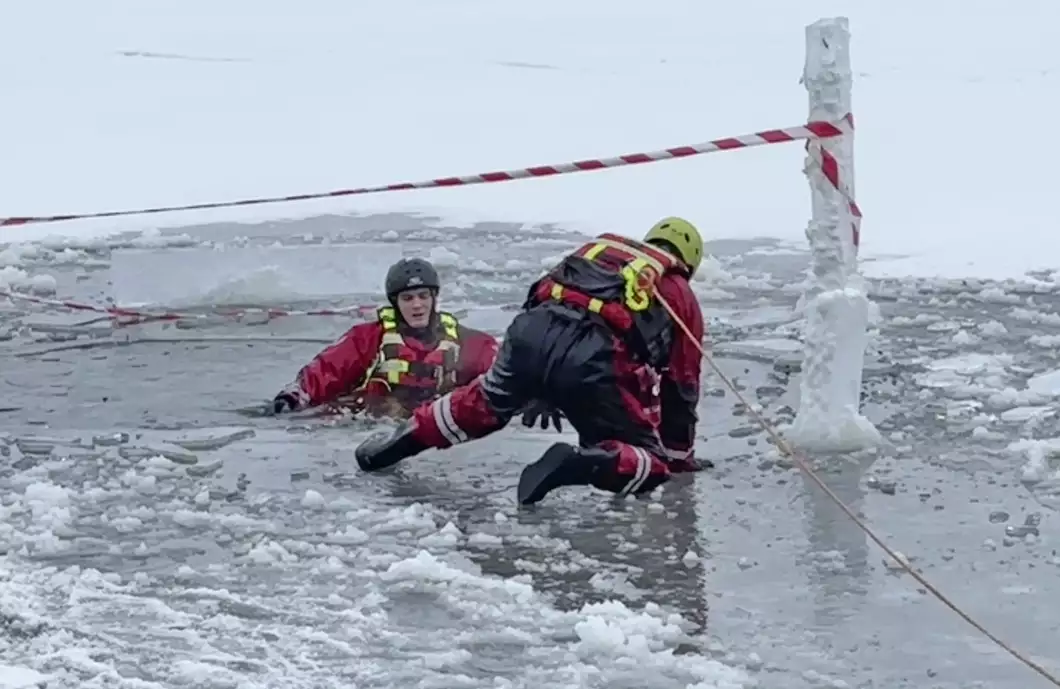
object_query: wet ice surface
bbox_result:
[4,215,1060,688]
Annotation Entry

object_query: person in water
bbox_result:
[353,218,712,504]
[272,258,499,418]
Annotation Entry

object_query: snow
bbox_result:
[913,352,1060,412]
[0,267,56,295]
[726,338,804,355]
[919,353,1014,387]
[2,0,1059,281]
[0,450,752,687]
[999,406,1054,423]
[0,666,47,689]
[788,18,879,452]
[1012,437,1060,511]
[108,242,401,307]
[788,286,881,451]
[1028,368,1060,396]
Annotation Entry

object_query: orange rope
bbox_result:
[654,289,1060,687]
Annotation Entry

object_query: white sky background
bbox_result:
[1,0,1057,280]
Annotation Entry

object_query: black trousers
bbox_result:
[482,304,665,454]
[410,304,673,495]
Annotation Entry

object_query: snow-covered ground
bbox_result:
[3,0,1059,279]
[4,1,1060,687]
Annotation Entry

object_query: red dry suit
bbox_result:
[279,306,498,416]
[408,232,706,496]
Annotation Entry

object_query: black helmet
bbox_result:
[385,258,440,300]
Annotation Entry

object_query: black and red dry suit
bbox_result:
[407,232,705,497]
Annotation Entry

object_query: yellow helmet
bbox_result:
[644,216,703,276]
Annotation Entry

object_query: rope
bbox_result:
[653,289,1060,687]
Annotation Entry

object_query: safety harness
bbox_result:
[361,306,462,395]
[534,232,682,335]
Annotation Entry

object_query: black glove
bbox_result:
[272,392,301,415]
[521,400,564,432]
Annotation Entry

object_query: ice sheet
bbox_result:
[2,1,1057,279]
[108,243,401,307]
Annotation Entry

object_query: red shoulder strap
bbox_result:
[595,233,680,271]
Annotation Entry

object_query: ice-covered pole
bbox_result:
[787,17,881,452]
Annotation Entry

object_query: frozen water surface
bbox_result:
[3,216,1060,688]
[5,1,1060,685]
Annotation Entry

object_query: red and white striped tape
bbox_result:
[1,117,860,323]
[0,290,375,325]
[1,118,856,231]
[806,113,861,248]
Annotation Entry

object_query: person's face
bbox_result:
[396,288,434,328]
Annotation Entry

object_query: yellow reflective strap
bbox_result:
[621,258,652,312]
[363,308,466,392]
[361,312,395,387]
[439,312,459,340]
[378,306,398,330]
[382,359,410,384]
[583,243,607,260]
[551,276,602,312]
[581,236,669,313]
